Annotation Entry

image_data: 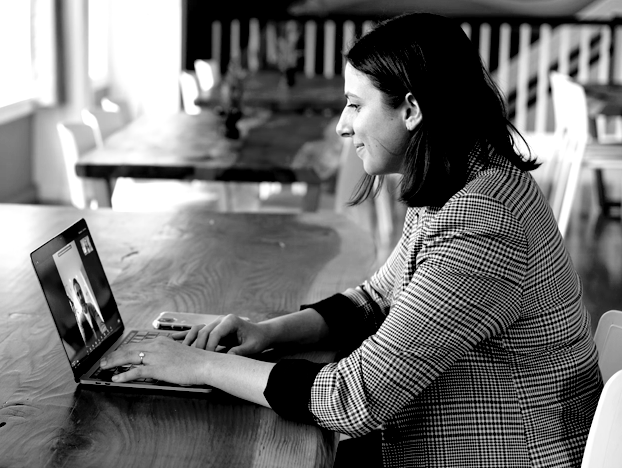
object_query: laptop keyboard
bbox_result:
[91,330,173,384]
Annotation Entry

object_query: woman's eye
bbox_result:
[347,103,359,110]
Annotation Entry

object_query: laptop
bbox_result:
[30,218,212,393]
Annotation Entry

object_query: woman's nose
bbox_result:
[335,110,352,138]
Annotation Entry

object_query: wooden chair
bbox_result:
[56,122,112,209]
[548,72,590,237]
[581,369,622,467]
[594,309,622,385]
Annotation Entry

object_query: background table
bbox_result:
[0,204,376,468]
[196,71,345,113]
[580,82,622,218]
[582,82,622,117]
[76,110,337,211]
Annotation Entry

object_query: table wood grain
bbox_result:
[0,204,375,468]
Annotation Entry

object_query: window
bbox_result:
[0,1,34,109]
[89,0,110,87]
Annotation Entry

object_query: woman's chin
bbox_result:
[362,161,377,176]
[362,165,382,177]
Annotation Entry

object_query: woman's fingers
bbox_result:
[194,318,224,349]
[111,363,148,383]
[101,337,206,386]
[178,315,258,353]
[193,325,212,349]
[100,343,140,368]
[182,323,207,346]
[101,334,167,368]
[171,330,189,340]
[205,316,240,352]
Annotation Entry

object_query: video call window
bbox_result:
[53,238,110,361]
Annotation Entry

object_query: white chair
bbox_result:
[81,108,127,148]
[194,59,221,96]
[548,72,590,237]
[594,310,622,384]
[81,107,136,208]
[56,122,112,209]
[100,97,132,125]
[581,369,622,467]
[179,71,202,115]
[516,132,558,195]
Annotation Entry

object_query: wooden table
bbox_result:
[582,82,622,117]
[580,82,622,218]
[0,203,376,468]
[76,110,337,211]
[196,71,345,113]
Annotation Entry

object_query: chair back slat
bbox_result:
[581,369,622,467]
[56,123,110,209]
[548,72,589,237]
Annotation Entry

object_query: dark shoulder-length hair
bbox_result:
[345,13,539,208]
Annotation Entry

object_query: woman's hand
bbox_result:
[99,336,210,385]
[174,314,273,356]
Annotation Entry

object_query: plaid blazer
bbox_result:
[306,146,602,467]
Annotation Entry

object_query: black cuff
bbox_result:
[301,293,359,337]
[264,359,326,425]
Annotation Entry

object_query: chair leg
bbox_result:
[222,183,234,211]
[594,169,611,217]
[594,169,622,218]
[302,183,321,212]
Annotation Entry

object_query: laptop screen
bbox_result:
[31,219,123,371]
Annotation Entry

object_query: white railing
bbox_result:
[199,16,622,133]
[470,20,622,133]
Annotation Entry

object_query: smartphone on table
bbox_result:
[152,312,223,331]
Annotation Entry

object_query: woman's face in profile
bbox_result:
[336,63,411,176]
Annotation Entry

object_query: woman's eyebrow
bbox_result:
[344,91,360,100]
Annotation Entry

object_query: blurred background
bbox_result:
[1,0,620,206]
[2,0,622,327]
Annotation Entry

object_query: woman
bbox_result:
[68,295,94,346]
[101,13,602,467]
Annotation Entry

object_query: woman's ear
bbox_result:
[403,92,422,131]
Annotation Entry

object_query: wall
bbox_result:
[32,0,92,204]
[32,0,183,204]
[107,0,182,118]
[0,114,36,203]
